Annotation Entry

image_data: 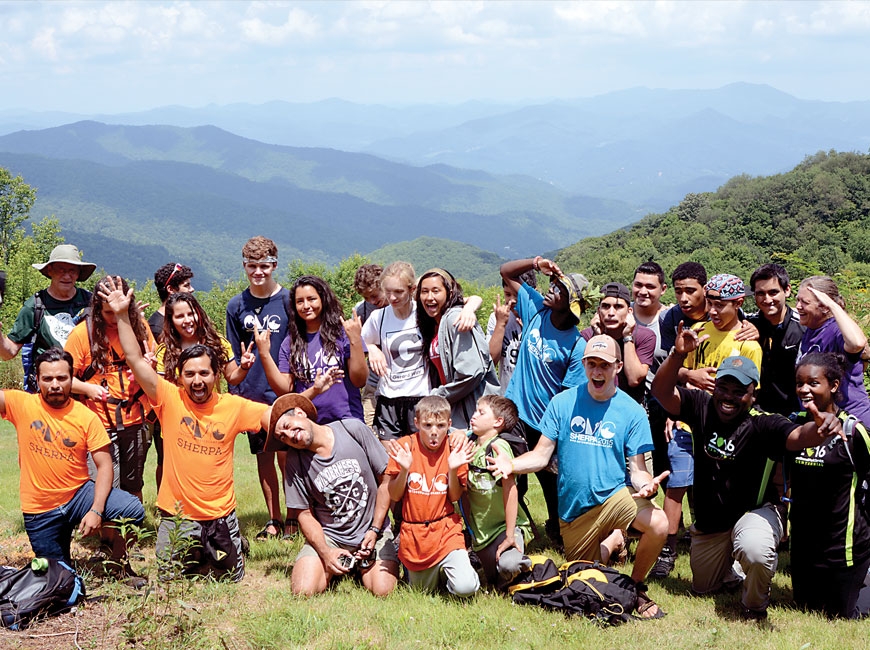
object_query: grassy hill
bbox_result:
[554,150,870,303]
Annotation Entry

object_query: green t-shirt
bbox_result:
[7,288,92,355]
[466,437,531,551]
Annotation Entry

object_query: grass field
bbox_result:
[0,420,867,649]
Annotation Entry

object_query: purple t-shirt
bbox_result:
[799,317,870,427]
[279,331,365,424]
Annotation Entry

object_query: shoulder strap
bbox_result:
[29,290,47,344]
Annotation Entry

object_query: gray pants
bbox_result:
[407,549,480,597]
[690,503,782,613]
[476,529,530,587]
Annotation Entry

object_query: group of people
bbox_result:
[0,238,867,622]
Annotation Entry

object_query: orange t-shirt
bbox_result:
[65,322,156,429]
[154,377,268,520]
[385,435,467,571]
[3,390,110,514]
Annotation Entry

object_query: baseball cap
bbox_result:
[601,282,631,305]
[582,334,622,363]
[554,273,591,320]
[716,356,759,386]
[705,274,745,300]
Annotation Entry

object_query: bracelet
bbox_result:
[89,508,104,519]
[368,524,381,536]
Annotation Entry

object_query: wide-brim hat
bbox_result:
[32,245,97,282]
[554,272,591,320]
[264,393,318,452]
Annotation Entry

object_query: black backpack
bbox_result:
[510,558,638,626]
[21,288,91,392]
[0,558,86,630]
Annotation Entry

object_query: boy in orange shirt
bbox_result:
[385,396,479,596]
[102,277,274,582]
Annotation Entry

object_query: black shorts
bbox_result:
[373,396,423,441]
[115,423,151,494]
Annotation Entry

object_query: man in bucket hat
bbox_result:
[0,245,96,391]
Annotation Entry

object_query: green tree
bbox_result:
[0,168,37,265]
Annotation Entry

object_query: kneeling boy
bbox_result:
[386,396,479,596]
[466,395,532,587]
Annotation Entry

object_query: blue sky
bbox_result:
[1,0,869,113]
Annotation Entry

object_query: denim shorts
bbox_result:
[666,425,695,489]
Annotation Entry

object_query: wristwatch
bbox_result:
[623,335,634,344]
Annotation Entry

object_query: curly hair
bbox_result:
[153,262,193,302]
[353,264,383,295]
[416,268,465,356]
[242,236,277,261]
[286,276,346,382]
[161,293,228,382]
[89,276,149,374]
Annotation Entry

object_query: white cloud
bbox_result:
[240,6,320,44]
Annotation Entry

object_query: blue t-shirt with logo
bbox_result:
[540,386,653,522]
[505,284,587,428]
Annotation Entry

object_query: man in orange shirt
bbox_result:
[0,347,144,565]
[102,276,273,582]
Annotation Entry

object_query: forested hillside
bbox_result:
[557,151,870,297]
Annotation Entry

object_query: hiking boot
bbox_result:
[648,546,675,579]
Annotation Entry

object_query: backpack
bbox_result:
[510,558,638,626]
[0,558,85,630]
[22,289,91,393]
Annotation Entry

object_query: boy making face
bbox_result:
[386,396,478,597]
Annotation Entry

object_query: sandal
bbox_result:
[635,582,666,619]
[255,518,283,540]
[283,518,299,540]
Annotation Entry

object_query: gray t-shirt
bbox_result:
[284,419,388,547]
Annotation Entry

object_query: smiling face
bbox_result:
[415,414,451,451]
[632,273,665,311]
[582,356,622,401]
[46,262,80,296]
[419,276,448,322]
[170,301,199,343]
[796,363,838,414]
[674,278,707,320]
[273,409,315,450]
[295,284,324,332]
[795,286,829,329]
[179,354,217,404]
[753,277,789,325]
[243,260,277,293]
[37,359,73,409]
[542,278,568,312]
[711,376,755,423]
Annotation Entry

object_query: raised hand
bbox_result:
[253,326,271,352]
[342,310,362,341]
[312,367,343,394]
[806,400,845,441]
[239,341,256,370]
[386,439,413,472]
[97,276,132,314]
[493,294,512,328]
[673,321,707,356]
[448,435,474,471]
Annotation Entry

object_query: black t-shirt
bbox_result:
[677,387,795,533]
[747,307,805,416]
[788,410,870,568]
[148,310,164,342]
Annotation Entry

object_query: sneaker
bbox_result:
[648,546,675,579]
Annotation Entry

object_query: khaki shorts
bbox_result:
[296,526,399,567]
[561,487,658,562]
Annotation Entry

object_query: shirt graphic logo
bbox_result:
[568,416,615,448]
[407,472,448,494]
[526,328,557,364]
[243,313,282,334]
[314,459,369,525]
